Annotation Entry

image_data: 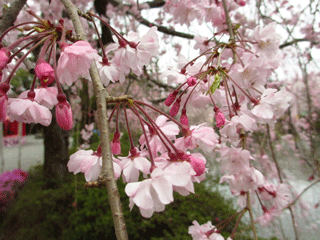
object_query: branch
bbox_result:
[0,0,27,35]
[280,38,319,49]
[286,179,320,208]
[129,13,195,39]
[145,0,166,8]
[59,0,128,239]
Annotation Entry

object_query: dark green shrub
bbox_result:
[1,165,272,239]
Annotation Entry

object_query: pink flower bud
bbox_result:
[35,59,55,87]
[188,155,206,176]
[180,108,189,126]
[55,94,73,130]
[111,131,121,155]
[111,140,121,155]
[164,90,178,106]
[170,98,181,117]
[214,109,225,128]
[235,0,246,6]
[187,76,197,87]
[0,48,10,69]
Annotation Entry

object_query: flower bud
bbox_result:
[214,108,225,128]
[0,48,10,69]
[170,98,181,117]
[187,76,197,87]
[235,0,246,6]
[188,155,206,176]
[180,108,189,126]
[111,140,121,155]
[55,94,73,130]
[111,131,121,155]
[35,59,55,87]
[164,90,178,106]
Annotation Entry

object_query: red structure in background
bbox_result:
[3,120,26,147]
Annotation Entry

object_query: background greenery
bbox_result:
[0,164,266,240]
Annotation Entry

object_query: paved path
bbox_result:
[0,135,44,173]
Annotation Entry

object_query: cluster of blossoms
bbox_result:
[158,19,293,236]
[0,169,28,211]
[0,11,159,130]
[68,110,217,217]
[164,0,246,27]
[0,1,301,239]
[189,220,232,240]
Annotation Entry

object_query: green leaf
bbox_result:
[210,74,221,94]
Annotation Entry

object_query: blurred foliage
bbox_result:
[10,68,33,94]
[0,164,279,240]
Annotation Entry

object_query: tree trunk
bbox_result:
[43,108,69,188]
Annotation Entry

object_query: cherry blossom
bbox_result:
[188,220,224,240]
[7,98,52,126]
[118,148,151,183]
[139,115,179,156]
[57,41,100,86]
[18,87,58,109]
[68,149,121,182]
[175,124,219,152]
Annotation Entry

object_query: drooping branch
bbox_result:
[60,0,128,239]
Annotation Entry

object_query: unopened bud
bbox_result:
[170,98,181,117]
[235,0,246,6]
[35,59,55,87]
[214,108,225,128]
[111,140,121,155]
[55,94,73,130]
[164,90,178,106]
[187,76,197,87]
[180,108,189,126]
[188,155,206,176]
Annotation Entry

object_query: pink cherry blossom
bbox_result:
[118,148,151,183]
[175,124,219,152]
[139,115,179,156]
[96,58,125,86]
[217,146,252,175]
[18,87,58,109]
[68,149,121,182]
[256,207,281,226]
[125,161,196,218]
[57,41,100,86]
[252,22,281,59]
[7,98,52,126]
[188,220,224,240]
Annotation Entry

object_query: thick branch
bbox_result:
[60,0,128,239]
[0,0,27,35]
